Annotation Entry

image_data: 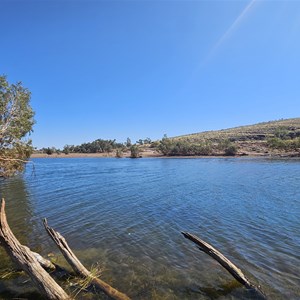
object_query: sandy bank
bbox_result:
[31,151,299,159]
[31,150,162,159]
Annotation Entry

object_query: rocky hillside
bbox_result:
[161,118,300,156]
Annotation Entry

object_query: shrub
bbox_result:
[130,145,140,158]
[224,145,238,156]
[115,149,123,158]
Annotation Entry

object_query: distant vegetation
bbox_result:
[40,139,126,155]
[38,137,152,158]
[63,139,125,154]
[36,118,300,158]
[157,135,238,156]
[165,118,300,157]
[130,145,140,158]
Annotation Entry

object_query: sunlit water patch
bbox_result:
[0,157,299,299]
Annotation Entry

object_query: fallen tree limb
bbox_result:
[43,218,131,300]
[32,251,56,270]
[182,231,266,299]
[0,198,70,299]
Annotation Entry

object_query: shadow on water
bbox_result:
[0,176,41,298]
[0,176,35,244]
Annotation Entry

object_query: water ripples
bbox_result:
[0,157,299,299]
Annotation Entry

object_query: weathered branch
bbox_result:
[0,156,30,163]
[0,198,70,299]
[32,251,56,270]
[43,218,131,300]
[182,232,266,299]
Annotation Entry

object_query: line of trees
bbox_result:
[38,137,155,156]
[39,136,240,157]
[39,138,152,155]
[62,139,125,154]
[157,135,238,156]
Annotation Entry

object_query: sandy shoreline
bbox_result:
[31,150,162,158]
[31,151,300,159]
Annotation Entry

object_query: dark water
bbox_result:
[0,158,299,299]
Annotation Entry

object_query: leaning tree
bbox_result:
[0,75,35,177]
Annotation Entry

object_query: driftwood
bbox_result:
[182,232,266,299]
[0,199,70,299]
[4,193,267,300]
[32,251,56,270]
[43,218,131,300]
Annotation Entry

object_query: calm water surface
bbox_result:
[0,158,299,299]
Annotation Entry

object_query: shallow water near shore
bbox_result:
[0,157,299,299]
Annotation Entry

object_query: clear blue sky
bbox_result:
[1,0,300,149]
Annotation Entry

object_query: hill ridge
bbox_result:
[158,117,300,157]
[175,118,300,140]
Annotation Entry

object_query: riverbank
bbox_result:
[31,150,162,158]
[31,151,299,159]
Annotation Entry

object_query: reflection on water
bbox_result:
[0,157,300,299]
[0,176,41,297]
[0,177,34,244]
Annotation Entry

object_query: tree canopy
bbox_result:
[0,76,35,177]
[62,139,125,154]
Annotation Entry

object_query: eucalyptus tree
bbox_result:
[0,76,35,177]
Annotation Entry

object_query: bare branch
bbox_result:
[0,199,70,299]
[182,232,267,299]
[44,218,131,300]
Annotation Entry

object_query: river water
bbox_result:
[0,157,299,299]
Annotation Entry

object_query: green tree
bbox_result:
[144,137,151,144]
[224,144,238,156]
[218,139,238,156]
[130,145,140,158]
[157,135,173,155]
[43,147,55,155]
[126,137,132,147]
[115,149,123,158]
[62,145,70,155]
[0,76,35,177]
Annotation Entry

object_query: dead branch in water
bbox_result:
[182,231,267,299]
[43,218,131,300]
[0,198,70,299]
[31,251,56,270]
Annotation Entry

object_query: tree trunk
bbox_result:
[0,198,70,299]
[44,218,131,300]
[182,231,266,299]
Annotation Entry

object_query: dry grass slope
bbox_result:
[173,118,300,156]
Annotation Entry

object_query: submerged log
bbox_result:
[0,199,70,299]
[43,218,131,300]
[182,231,266,299]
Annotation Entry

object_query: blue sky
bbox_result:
[1,0,300,149]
